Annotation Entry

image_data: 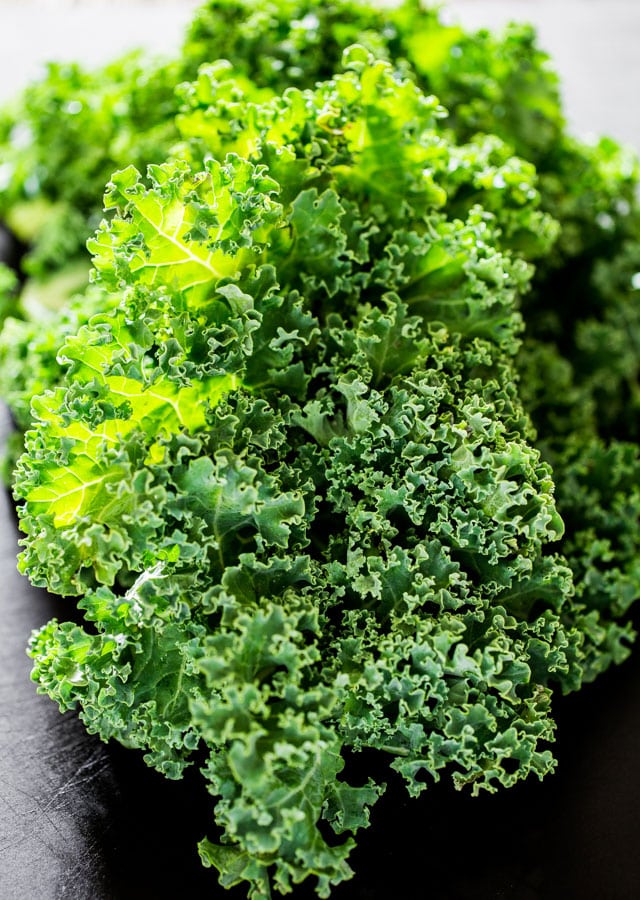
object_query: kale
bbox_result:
[0,3,638,898]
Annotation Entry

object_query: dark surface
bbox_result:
[0,223,26,280]
[1,378,640,900]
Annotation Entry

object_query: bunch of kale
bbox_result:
[0,3,638,898]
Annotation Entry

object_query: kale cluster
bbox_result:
[0,3,638,898]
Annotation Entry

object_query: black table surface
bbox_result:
[1,386,639,899]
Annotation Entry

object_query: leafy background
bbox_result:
[1,1,640,148]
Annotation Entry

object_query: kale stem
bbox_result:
[378,744,410,757]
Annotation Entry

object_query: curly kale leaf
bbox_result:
[15,54,590,898]
[6,7,640,899]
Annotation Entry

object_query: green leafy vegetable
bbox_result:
[1,2,639,898]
